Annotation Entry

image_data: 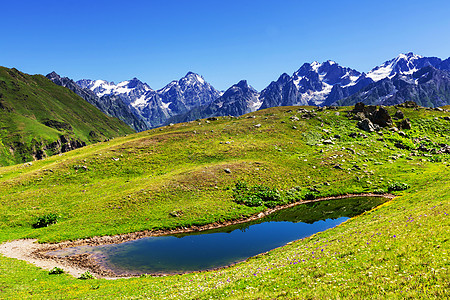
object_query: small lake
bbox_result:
[48,196,388,275]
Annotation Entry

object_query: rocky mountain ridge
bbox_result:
[47,72,149,132]
[75,53,450,128]
[77,72,221,128]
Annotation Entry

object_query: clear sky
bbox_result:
[2,0,450,91]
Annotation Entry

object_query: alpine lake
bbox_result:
[48,196,389,276]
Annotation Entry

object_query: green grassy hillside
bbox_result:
[0,105,448,299]
[0,67,134,166]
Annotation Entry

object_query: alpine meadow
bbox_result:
[1,1,450,299]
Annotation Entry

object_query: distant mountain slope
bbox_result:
[47,72,149,132]
[166,80,260,123]
[78,72,221,128]
[260,60,373,108]
[336,66,450,107]
[0,66,134,166]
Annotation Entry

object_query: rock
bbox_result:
[394,110,404,119]
[438,145,450,154]
[398,131,407,137]
[346,148,356,154]
[335,112,340,116]
[290,116,299,121]
[348,132,358,138]
[334,134,341,139]
[323,139,335,145]
[398,101,418,108]
[224,168,231,173]
[399,118,412,130]
[354,111,366,120]
[371,106,392,127]
[308,187,320,193]
[207,117,218,121]
[357,118,376,132]
[292,126,297,129]
[353,102,365,112]
[254,124,261,128]
[169,210,183,217]
[333,164,344,170]
[394,142,407,149]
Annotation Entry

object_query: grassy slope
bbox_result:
[0,106,449,299]
[0,67,134,166]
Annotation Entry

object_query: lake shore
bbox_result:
[0,193,394,279]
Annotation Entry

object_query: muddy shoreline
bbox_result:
[0,193,394,279]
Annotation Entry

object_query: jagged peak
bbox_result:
[397,52,423,61]
[236,80,249,88]
[46,71,60,78]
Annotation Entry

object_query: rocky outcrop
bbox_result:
[9,135,87,161]
[351,103,395,132]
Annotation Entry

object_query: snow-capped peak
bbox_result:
[367,52,424,82]
[184,71,205,84]
[311,61,321,72]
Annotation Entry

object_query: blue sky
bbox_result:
[2,0,450,91]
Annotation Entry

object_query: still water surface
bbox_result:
[49,196,388,275]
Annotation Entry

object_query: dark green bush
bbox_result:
[49,267,64,275]
[233,181,281,207]
[32,213,59,228]
[303,192,317,200]
[78,271,95,280]
[388,182,410,192]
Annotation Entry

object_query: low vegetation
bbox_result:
[0,105,448,298]
[32,213,59,229]
[0,66,133,166]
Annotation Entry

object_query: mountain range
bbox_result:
[75,72,221,129]
[49,52,450,130]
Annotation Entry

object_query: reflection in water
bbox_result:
[49,196,388,275]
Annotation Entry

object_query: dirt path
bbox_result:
[0,193,395,279]
[0,239,92,278]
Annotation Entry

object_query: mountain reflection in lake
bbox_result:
[48,196,388,275]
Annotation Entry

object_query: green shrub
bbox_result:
[233,181,282,207]
[390,137,415,150]
[303,192,317,200]
[388,182,410,192]
[78,271,95,280]
[49,267,64,275]
[429,156,442,163]
[32,213,59,228]
[373,188,386,194]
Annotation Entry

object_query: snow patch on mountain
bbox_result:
[367,52,424,82]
